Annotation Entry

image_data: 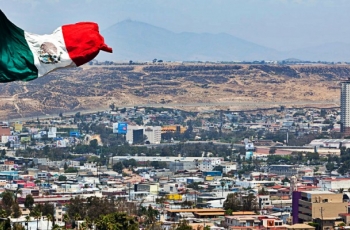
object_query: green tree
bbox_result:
[225,208,233,215]
[31,209,41,230]
[73,213,81,229]
[223,193,241,211]
[282,177,290,184]
[95,212,139,230]
[47,214,53,230]
[326,162,335,175]
[12,203,22,218]
[175,220,192,230]
[14,187,22,203]
[25,215,31,230]
[2,191,14,216]
[242,193,258,212]
[112,162,124,173]
[155,196,167,209]
[146,205,159,225]
[65,167,78,173]
[24,194,34,210]
[58,175,67,181]
[12,223,25,230]
[221,181,226,197]
[89,139,98,149]
[258,187,269,195]
[150,161,167,169]
[122,159,137,168]
[109,103,115,111]
[67,197,87,220]
[64,162,68,170]
[63,213,70,229]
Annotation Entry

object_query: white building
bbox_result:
[126,125,161,144]
[318,178,350,191]
[162,183,186,193]
[83,162,97,172]
[46,160,62,168]
[144,126,161,144]
[61,160,80,168]
[341,80,350,135]
[235,180,276,189]
[198,158,222,171]
[48,127,57,138]
[221,162,237,174]
[257,195,272,208]
[126,125,142,144]
[33,158,48,166]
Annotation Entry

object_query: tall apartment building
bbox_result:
[341,80,350,135]
[126,125,161,144]
[293,191,346,227]
[144,126,161,144]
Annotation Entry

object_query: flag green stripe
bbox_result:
[0,10,38,82]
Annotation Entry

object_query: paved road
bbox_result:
[129,100,339,108]
[8,100,339,122]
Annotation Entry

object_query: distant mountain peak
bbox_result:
[99,20,350,62]
[100,20,278,62]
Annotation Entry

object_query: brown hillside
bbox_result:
[0,64,345,119]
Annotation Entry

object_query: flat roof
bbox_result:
[166,208,224,213]
[231,211,256,215]
[286,224,315,229]
[302,191,335,194]
[195,212,225,216]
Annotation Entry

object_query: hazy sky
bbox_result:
[1,0,350,51]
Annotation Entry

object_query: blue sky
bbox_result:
[1,0,349,51]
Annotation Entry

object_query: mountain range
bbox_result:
[98,20,350,62]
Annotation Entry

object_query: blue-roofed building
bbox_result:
[0,171,19,180]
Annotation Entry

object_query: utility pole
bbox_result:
[320,207,324,230]
[281,200,283,224]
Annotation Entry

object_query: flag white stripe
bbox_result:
[24,27,76,78]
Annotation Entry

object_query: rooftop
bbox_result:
[166,208,224,213]
[302,191,335,194]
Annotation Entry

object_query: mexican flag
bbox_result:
[0,10,112,83]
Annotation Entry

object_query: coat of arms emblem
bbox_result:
[38,42,62,64]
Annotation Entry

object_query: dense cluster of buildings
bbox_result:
[0,93,350,229]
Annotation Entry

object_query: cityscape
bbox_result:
[2,1,350,230]
[0,94,348,229]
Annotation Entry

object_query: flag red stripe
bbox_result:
[62,22,112,66]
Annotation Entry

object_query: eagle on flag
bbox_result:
[0,10,112,82]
